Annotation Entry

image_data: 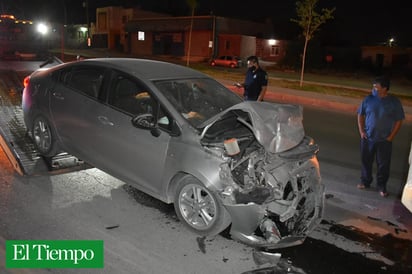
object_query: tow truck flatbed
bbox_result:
[0,69,90,175]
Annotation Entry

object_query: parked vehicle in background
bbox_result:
[22,57,324,249]
[1,50,40,61]
[210,55,243,68]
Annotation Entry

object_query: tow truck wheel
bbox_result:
[32,115,58,157]
[174,175,231,236]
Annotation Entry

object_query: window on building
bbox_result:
[270,45,280,56]
[138,31,145,41]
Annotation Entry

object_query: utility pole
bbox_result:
[83,0,90,47]
[60,0,67,61]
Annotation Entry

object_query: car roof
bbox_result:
[68,58,207,81]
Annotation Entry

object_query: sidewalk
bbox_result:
[221,79,412,124]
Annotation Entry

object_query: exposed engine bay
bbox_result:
[201,102,324,248]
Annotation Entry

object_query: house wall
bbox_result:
[361,46,410,68]
[240,36,256,58]
[129,31,153,56]
[257,39,288,63]
[95,6,124,49]
[217,34,242,57]
[185,30,213,60]
[215,34,257,60]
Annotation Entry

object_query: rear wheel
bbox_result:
[174,176,231,236]
[32,115,58,157]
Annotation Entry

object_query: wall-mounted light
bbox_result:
[268,39,277,46]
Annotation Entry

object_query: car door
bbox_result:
[215,56,226,66]
[86,73,172,195]
[49,65,107,158]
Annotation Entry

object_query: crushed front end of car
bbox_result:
[200,101,324,248]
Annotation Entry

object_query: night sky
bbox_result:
[1,0,410,46]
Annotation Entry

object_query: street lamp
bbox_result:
[36,23,49,35]
[36,22,50,51]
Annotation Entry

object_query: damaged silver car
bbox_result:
[22,58,323,248]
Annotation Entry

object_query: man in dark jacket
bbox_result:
[242,56,268,101]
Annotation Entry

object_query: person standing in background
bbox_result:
[242,56,268,101]
[357,76,405,197]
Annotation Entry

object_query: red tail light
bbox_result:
[23,76,30,88]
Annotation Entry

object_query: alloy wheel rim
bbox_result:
[179,184,217,230]
[33,119,51,152]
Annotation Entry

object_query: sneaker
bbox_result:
[357,183,369,189]
[379,191,388,197]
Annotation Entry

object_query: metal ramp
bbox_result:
[0,69,90,176]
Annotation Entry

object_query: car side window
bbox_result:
[62,67,104,99]
[109,76,174,131]
[156,104,173,131]
[109,76,156,116]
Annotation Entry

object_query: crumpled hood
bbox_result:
[201,101,305,153]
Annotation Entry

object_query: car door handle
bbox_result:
[52,91,64,100]
[97,116,114,126]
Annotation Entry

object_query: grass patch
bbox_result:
[191,63,412,104]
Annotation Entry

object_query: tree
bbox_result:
[291,0,335,87]
[186,0,197,66]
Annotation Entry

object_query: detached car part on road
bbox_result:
[22,58,324,248]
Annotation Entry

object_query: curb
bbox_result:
[222,81,412,124]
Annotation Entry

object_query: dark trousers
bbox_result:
[360,139,392,192]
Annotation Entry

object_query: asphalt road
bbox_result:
[303,105,412,189]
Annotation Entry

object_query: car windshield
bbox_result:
[154,78,242,128]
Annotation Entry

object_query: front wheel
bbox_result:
[174,176,231,236]
[32,115,58,157]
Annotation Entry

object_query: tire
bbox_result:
[32,115,58,157]
[174,176,231,236]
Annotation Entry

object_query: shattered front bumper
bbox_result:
[223,157,324,249]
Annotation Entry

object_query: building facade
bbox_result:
[91,7,286,62]
[361,45,411,70]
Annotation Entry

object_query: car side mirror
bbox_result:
[170,120,181,137]
[132,113,181,137]
[132,113,156,129]
[132,114,163,137]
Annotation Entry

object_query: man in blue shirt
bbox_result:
[357,76,405,197]
[242,56,268,101]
